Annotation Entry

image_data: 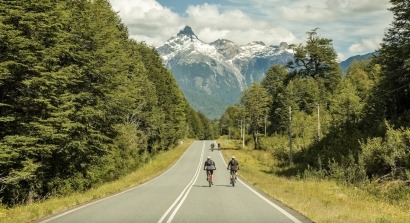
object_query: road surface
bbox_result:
[39,140,311,223]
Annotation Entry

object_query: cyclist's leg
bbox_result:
[210,170,214,183]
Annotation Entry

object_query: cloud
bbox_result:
[109,0,183,46]
[348,38,382,54]
[109,1,297,46]
[184,4,296,45]
[326,0,391,13]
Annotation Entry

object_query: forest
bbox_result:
[219,0,410,203]
[0,0,217,206]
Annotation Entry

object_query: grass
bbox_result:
[0,139,194,223]
[219,138,410,223]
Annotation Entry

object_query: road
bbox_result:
[39,140,311,223]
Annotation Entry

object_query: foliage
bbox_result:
[372,0,410,128]
[360,124,410,181]
[0,0,211,206]
[287,28,342,93]
[261,65,288,132]
[240,83,271,149]
[220,5,410,199]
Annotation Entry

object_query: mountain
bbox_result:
[339,52,376,73]
[157,26,294,119]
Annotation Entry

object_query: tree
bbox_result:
[241,83,271,149]
[373,0,410,127]
[0,0,200,206]
[219,105,245,139]
[288,28,342,95]
[137,44,188,150]
[261,64,288,133]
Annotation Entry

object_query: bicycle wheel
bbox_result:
[208,172,212,187]
[231,174,235,187]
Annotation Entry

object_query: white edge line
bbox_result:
[218,150,303,223]
[158,142,205,223]
[39,141,197,223]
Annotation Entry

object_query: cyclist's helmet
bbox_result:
[207,156,211,160]
[232,156,235,159]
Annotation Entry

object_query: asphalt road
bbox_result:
[39,140,311,223]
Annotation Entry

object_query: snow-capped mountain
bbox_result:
[157,26,294,118]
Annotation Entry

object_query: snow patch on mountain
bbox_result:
[156,26,294,118]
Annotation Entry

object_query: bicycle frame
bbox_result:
[207,170,213,187]
[230,169,236,187]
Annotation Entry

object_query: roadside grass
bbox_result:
[220,139,410,223]
[0,139,194,223]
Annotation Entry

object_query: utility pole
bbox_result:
[242,119,245,149]
[239,120,243,139]
[264,115,267,136]
[289,106,293,165]
[317,104,321,141]
[228,127,230,139]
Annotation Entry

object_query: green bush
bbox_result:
[328,155,367,186]
[360,125,410,180]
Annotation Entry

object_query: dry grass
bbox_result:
[0,139,193,223]
[220,139,410,223]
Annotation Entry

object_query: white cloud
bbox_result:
[281,5,334,22]
[326,0,391,13]
[109,0,183,46]
[184,4,296,45]
[348,38,382,54]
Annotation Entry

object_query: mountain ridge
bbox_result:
[157,26,371,119]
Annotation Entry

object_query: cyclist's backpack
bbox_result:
[206,160,215,170]
[230,160,238,170]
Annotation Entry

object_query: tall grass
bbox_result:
[0,139,193,223]
[220,139,410,223]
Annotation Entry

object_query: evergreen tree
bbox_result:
[241,83,271,149]
[137,44,188,150]
[288,28,342,95]
[373,0,410,127]
[0,0,67,204]
[261,65,288,133]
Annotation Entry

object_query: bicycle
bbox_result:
[207,170,213,187]
[229,169,237,187]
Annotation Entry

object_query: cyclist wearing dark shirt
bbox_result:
[204,156,216,183]
[227,156,239,179]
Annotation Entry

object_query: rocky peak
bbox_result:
[279,42,289,50]
[210,39,241,59]
[247,41,266,46]
[177,26,199,40]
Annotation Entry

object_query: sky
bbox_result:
[108,0,393,61]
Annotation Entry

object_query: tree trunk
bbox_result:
[253,130,259,149]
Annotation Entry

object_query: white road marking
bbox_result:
[157,142,205,223]
[218,149,303,223]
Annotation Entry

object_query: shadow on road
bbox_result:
[193,184,233,188]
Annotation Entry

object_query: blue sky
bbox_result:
[109,0,393,61]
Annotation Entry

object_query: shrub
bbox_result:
[360,125,410,181]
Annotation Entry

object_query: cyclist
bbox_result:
[227,156,239,180]
[210,143,215,151]
[217,143,221,150]
[204,156,216,184]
